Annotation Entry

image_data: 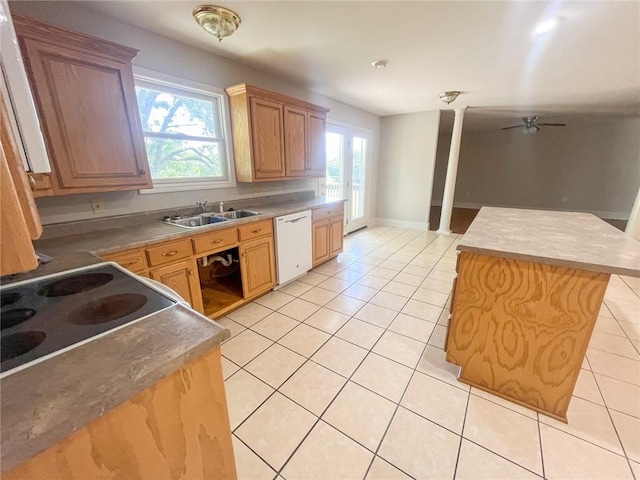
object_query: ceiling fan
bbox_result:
[501,116,567,133]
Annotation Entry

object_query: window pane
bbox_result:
[144,137,224,179]
[351,137,366,219]
[325,132,343,200]
[136,86,219,137]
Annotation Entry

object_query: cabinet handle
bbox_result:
[139,169,146,175]
[189,270,194,275]
[251,228,262,234]
[210,238,223,244]
[162,250,180,257]
[29,176,36,188]
[121,261,136,268]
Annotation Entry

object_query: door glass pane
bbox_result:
[325,132,344,200]
[351,137,366,219]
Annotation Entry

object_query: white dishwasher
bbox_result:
[274,210,312,286]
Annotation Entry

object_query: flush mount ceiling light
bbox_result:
[193,5,241,42]
[371,59,390,69]
[439,91,460,104]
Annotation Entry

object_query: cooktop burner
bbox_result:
[1,308,36,330]
[0,264,176,375]
[38,273,114,297]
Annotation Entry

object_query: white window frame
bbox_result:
[133,67,236,194]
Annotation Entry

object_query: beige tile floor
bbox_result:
[218,225,640,480]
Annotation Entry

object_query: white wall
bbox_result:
[10,1,381,225]
[432,117,640,219]
[376,111,441,228]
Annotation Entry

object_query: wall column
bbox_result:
[625,184,640,240]
[437,107,466,234]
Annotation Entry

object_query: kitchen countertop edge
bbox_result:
[456,206,640,278]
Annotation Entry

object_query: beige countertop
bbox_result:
[32,196,346,259]
[1,195,345,473]
[458,207,640,277]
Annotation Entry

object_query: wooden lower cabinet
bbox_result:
[312,214,344,267]
[150,259,204,313]
[312,219,330,266]
[4,346,237,480]
[329,215,345,257]
[239,236,277,298]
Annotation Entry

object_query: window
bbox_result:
[133,68,235,193]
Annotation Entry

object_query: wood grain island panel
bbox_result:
[445,206,639,423]
[4,346,237,480]
[446,252,608,422]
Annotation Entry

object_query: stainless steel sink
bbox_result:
[162,210,262,228]
[215,210,262,220]
[168,214,228,229]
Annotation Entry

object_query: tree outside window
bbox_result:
[135,79,229,181]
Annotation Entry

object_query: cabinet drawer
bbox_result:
[146,239,192,267]
[192,228,238,254]
[312,204,342,221]
[102,249,146,273]
[238,220,273,242]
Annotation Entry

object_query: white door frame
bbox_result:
[325,121,373,233]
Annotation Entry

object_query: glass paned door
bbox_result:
[325,124,371,233]
[325,130,345,202]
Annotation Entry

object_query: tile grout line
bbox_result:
[537,413,547,479]
[451,389,471,479]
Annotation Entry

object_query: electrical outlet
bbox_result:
[91,199,105,214]
[253,186,261,194]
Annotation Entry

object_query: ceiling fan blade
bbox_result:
[537,123,567,127]
[500,125,523,130]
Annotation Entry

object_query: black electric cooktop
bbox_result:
[0,263,176,376]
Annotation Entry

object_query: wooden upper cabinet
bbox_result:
[13,15,152,195]
[250,97,286,179]
[226,83,329,182]
[284,106,308,177]
[307,112,327,176]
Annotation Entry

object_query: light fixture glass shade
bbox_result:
[439,91,460,104]
[193,5,241,42]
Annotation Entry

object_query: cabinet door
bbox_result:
[15,20,152,193]
[249,97,285,179]
[329,215,344,257]
[312,219,330,267]
[1,141,39,275]
[307,112,327,176]
[240,236,277,298]
[284,106,308,177]
[150,259,203,313]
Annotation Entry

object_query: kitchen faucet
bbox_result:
[196,200,208,214]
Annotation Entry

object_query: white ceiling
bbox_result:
[81,1,639,126]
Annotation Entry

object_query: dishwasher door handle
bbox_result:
[285,216,307,223]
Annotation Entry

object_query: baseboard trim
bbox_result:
[430,202,629,221]
[371,218,429,230]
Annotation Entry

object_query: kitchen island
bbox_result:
[446,207,640,423]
